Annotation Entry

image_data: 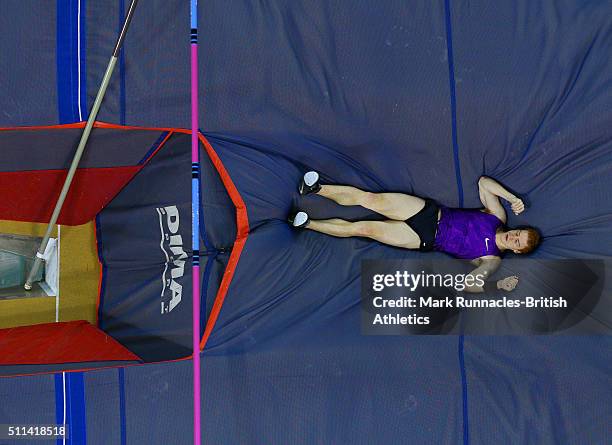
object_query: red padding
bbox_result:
[0,321,141,365]
[0,166,140,225]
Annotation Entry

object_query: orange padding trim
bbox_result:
[0,121,190,134]
[198,134,250,351]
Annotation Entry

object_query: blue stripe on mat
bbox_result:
[56,0,86,123]
[443,1,469,444]
[66,372,87,444]
[55,372,88,444]
[119,368,127,445]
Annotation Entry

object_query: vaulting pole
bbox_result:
[25,0,140,290]
[190,1,202,444]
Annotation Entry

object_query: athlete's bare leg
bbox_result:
[307,218,420,249]
[317,185,425,221]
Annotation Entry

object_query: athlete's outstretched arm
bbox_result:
[464,256,519,293]
[478,176,524,223]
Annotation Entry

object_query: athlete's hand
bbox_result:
[497,275,518,291]
[510,197,525,215]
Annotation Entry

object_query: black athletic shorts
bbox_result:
[405,199,439,251]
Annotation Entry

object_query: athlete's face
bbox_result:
[503,229,529,253]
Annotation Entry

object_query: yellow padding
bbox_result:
[0,220,99,329]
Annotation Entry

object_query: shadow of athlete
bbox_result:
[289,172,540,293]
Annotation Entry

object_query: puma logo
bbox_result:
[157,205,186,314]
[485,237,490,251]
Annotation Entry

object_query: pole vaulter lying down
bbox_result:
[290,171,540,293]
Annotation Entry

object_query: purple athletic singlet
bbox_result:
[434,207,503,259]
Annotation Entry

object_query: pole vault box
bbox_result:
[0,124,237,368]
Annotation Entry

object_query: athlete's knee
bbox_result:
[363,192,384,209]
[355,221,379,238]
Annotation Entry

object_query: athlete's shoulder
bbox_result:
[480,208,505,224]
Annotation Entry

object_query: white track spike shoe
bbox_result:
[299,171,321,196]
[289,211,310,228]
